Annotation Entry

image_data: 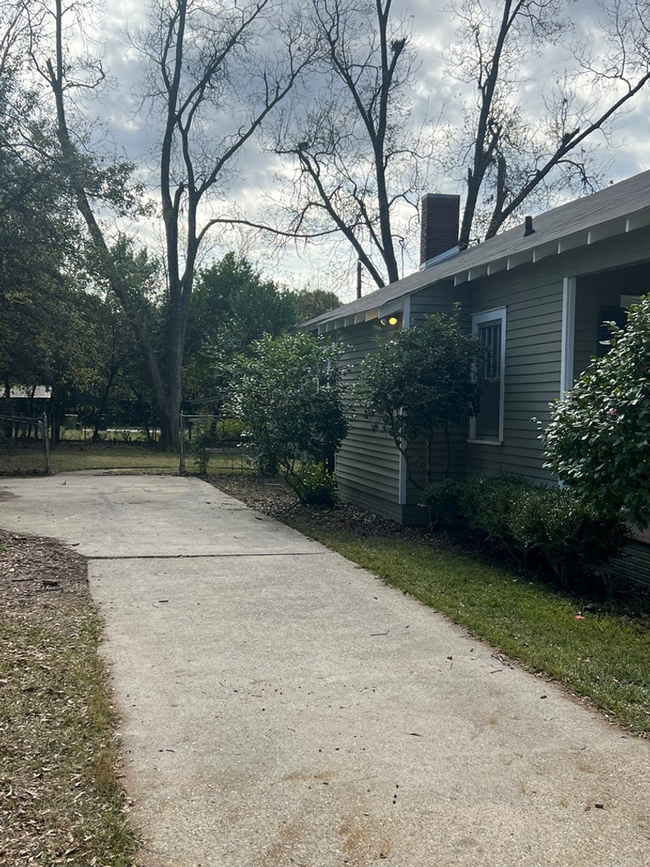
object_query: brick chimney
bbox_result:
[420,193,460,266]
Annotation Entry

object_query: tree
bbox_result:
[269,0,650,278]
[445,0,650,249]
[356,310,485,485]
[184,253,297,400]
[292,287,341,323]
[228,332,348,498]
[0,52,83,413]
[268,0,429,289]
[542,297,650,527]
[26,0,313,448]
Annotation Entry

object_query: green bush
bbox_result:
[422,474,631,582]
[421,478,465,528]
[461,474,534,555]
[508,486,632,582]
[293,463,339,508]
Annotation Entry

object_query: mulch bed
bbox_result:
[207,473,451,547]
[0,529,87,613]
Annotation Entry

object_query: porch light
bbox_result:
[380,314,401,326]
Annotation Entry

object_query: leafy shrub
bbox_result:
[461,474,534,555]
[543,295,650,527]
[228,332,348,501]
[508,486,632,582]
[421,478,465,528]
[422,473,631,582]
[293,463,339,508]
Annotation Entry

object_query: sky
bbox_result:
[66,0,650,302]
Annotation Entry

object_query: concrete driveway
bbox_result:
[1,473,649,867]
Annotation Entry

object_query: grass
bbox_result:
[0,441,251,475]
[286,517,650,736]
[0,598,139,865]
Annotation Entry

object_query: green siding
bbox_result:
[335,322,402,519]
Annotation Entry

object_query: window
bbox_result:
[470,308,506,442]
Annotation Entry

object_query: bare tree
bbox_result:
[269,0,432,289]
[26,0,312,448]
[446,0,650,249]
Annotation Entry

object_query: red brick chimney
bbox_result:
[420,193,460,266]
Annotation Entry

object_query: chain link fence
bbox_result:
[179,413,252,475]
[0,413,51,474]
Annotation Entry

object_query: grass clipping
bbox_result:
[0,530,138,866]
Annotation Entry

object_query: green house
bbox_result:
[299,171,650,584]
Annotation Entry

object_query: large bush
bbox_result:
[355,308,485,485]
[422,474,631,582]
[543,296,650,527]
[228,333,348,502]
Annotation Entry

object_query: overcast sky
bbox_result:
[81,0,650,301]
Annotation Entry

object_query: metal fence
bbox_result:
[0,413,51,474]
[179,413,252,475]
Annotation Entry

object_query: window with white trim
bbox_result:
[471,308,506,442]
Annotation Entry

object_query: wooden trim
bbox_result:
[560,277,576,398]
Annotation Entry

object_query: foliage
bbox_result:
[292,288,342,323]
[185,254,297,400]
[422,474,631,583]
[228,333,348,502]
[355,309,485,485]
[543,296,650,527]
[292,463,339,508]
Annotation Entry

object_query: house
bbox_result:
[299,171,650,585]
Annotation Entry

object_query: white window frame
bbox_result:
[470,306,507,444]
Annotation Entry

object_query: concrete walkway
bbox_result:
[1,473,649,867]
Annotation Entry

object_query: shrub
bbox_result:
[293,463,339,508]
[228,332,348,502]
[543,295,650,527]
[422,474,631,582]
[421,478,465,528]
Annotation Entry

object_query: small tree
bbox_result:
[356,309,485,486]
[543,296,650,527]
[229,332,348,503]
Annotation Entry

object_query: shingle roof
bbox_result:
[300,169,650,332]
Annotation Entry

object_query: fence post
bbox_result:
[179,413,185,474]
[42,411,52,475]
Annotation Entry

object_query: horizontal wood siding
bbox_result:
[408,281,468,327]
[335,322,401,519]
[465,232,650,482]
[610,543,650,589]
[464,264,562,481]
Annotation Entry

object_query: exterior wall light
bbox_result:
[380,314,401,326]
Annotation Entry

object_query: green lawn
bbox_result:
[0,442,249,475]
[287,517,650,736]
